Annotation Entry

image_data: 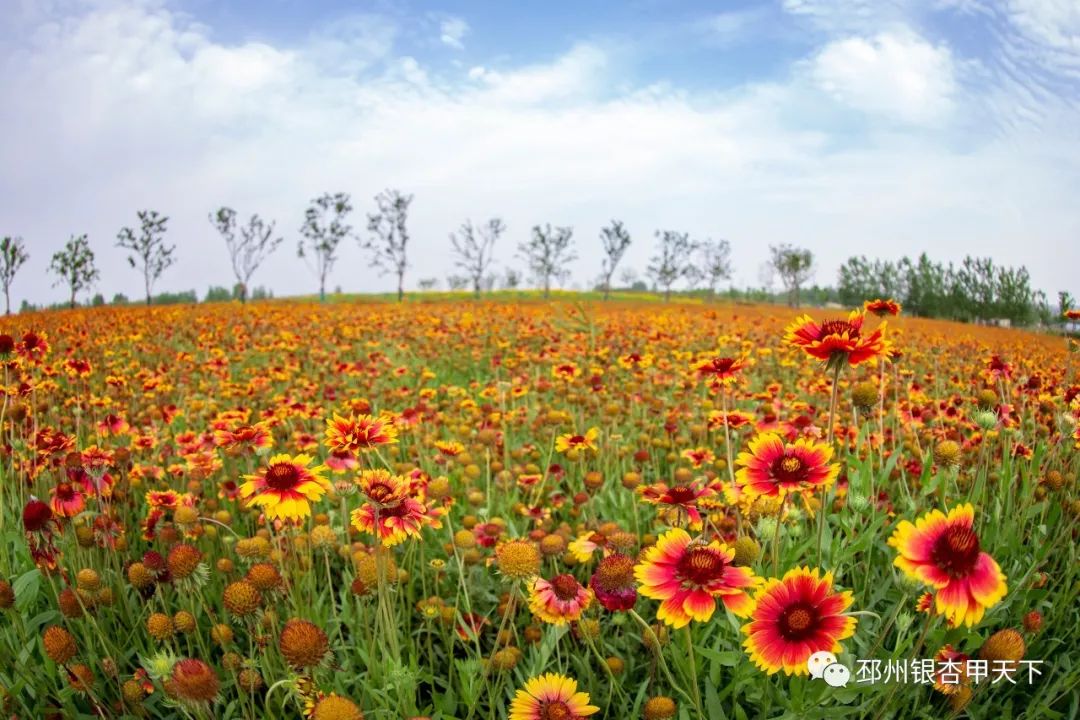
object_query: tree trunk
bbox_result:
[543,277,550,299]
[319,278,326,303]
[70,288,76,309]
[5,287,9,315]
[239,281,248,304]
[397,271,404,302]
[145,274,152,306]
[603,277,610,301]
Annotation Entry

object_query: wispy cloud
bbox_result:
[0,0,1077,308]
[439,16,469,50]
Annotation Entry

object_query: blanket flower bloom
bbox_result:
[239,453,330,521]
[528,574,592,625]
[784,310,885,369]
[735,433,839,500]
[509,673,599,720]
[634,528,759,628]
[888,504,1006,627]
[742,567,856,676]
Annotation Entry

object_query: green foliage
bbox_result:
[838,252,1045,325]
[0,235,30,314]
[647,230,697,301]
[299,192,353,302]
[518,224,577,298]
[48,234,100,308]
[116,210,174,305]
[770,244,815,307]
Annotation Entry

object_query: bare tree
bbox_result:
[449,218,504,298]
[210,207,283,303]
[646,230,696,301]
[599,220,632,300]
[418,277,439,291]
[447,275,469,291]
[49,234,99,309]
[769,243,814,307]
[690,238,733,296]
[363,189,413,302]
[518,224,576,298]
[0,236,29,315]
[116,210,173,305]
[299,192,352,302]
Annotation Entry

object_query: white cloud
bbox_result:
[804,29,958,124]
[439,16,469,50]
[0,1,1077,309]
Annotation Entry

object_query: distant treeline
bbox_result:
[18,284,273,313]
[837,253,1067,326]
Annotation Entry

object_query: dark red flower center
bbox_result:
[778,602,819,640]
[665,486,697,504]
[265,463,301,490]
[818,320,859,339]
[771,454,808,483]
[541,701,572,720]
[931,525,980,578]
[677,546,724,585]
[550,574,581,601]
[568,435,585,445]
[55,483,76,500]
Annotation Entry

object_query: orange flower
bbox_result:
[693,355,750,386]
[784,311,885,369]
[864,298,901,317]
[707,410,755,430]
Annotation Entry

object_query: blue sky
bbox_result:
[1,0,1078,307]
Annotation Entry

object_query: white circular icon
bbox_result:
[823,663,851,688]
[807,651,837,679]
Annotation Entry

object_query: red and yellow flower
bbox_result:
[350,469,443,546]
[324,413,398,455]
[742,567,857,675]
[554,427,599,455]
[707,410,755,431]
[239,453,330,521]
[784,311,886,368]
[735,433,839,500]
[693,355,750,386]
[49,482,85,518]
[634,528,759,628]
[638,480,715,526]
[528,574,593,625]
[509,673,599,720]
[888,503,1006,627]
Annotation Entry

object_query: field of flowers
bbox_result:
[0,298,1077,720]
